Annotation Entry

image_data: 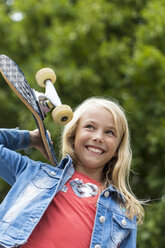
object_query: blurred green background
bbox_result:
[0,0,165,247]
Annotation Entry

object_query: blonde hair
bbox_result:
[61,97,144,223]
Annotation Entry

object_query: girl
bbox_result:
[0,97,144,248]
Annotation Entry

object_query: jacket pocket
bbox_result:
[111,212,135,246]
[32,166,59,189]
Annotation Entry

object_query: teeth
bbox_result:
[87,146,103,154]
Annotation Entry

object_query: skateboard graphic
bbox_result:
[0,54,73,166]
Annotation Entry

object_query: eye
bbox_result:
[85,124,95,130]
[106,130,115,136]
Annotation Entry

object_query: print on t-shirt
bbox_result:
[70,178,98,198]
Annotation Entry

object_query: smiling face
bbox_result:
[74,106,121,182]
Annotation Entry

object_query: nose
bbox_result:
[92,131,104,143]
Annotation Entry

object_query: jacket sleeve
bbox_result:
[0,128,32,185]
[0,128,30,150]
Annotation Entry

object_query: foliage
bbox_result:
[0,0,165,246]
[137,199,165,247]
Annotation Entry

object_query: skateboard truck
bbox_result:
[35,68,73,125]
[33,80,62,118]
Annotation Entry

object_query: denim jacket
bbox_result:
[0,129,137,248]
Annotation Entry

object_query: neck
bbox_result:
[74,165,103,184]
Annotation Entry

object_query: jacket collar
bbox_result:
[104,185,125,202]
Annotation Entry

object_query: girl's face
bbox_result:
[74,106,121,182]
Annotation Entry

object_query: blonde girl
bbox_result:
[62,97,144,223]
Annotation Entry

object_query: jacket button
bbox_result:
[50,171,56,176]
[94,245,101,248]
[104,191,109,197]
[121,219,127,226]
[99,216,106,223]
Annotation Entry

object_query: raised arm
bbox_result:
[0,128,30,151]
[0,128,35,185]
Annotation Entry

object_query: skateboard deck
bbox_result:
[0,54,60,166]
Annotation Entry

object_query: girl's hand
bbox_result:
[29,129,53,160]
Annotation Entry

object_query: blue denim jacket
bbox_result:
[0,129,137,248]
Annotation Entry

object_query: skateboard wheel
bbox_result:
[52,105,73,125]
[35,68,56,87]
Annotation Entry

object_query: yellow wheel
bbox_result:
[35,68,56,88]
[52,105,73,125]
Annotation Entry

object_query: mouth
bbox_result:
[86,145,105,154]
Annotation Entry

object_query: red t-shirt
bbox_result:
[21,172,101,248]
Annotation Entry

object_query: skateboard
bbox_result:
[0,54,73,166]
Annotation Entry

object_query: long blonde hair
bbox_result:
[61,97,144,223]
